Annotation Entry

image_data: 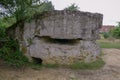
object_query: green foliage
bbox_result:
[0,0,54,22]
[0,27,29,67]
[0,27,6,40]
[101,23,120,39]
[26,1,54,22]
[102,32,110,39]
[107,23,120,39]
[0,39,29,67]
[110,26,120,39]
[0,16,16,28]
[64,3,79,11]
[0,0,33,21]
[35,1,54,12]
[0,19,8,28]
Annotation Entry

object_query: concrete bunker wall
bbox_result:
[8,10,103,64]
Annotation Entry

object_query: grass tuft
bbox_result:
[68,58,105,70]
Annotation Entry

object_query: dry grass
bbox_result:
[97,39,120,49]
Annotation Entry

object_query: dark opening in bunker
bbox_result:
[40,36,80,45]
[32,57,43,64]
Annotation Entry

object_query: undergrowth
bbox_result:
[0,27,29,67]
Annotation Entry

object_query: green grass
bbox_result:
[97,39,120,49]
[29,58,105,70]
[68,58,105,70]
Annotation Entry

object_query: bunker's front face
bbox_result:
[8,10,103,64]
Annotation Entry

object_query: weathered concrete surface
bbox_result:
[29,38,100,64]
[35,10,103,40]
[7,10,103,64]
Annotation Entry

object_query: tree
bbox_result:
[0,16,16,28]
[64,3,79,11]
[0,0,54,22]
[110,22,120,39]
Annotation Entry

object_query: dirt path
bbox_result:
[0,49,120,80]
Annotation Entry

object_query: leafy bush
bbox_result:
[0,16,16,28]
[102,32,110,39]
[0,27,29,67]
[0,39,29,67]
[110,26,120,39]
[64,3,79,11]
[0,27,6,40]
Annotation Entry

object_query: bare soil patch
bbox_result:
[0,49,120,80]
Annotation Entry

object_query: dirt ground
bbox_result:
[0,48,120,80]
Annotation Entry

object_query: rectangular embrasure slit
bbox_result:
[39,36,80,45]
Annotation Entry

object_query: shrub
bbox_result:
[64,3,79,11]
[0,27,6,40]
[110,27,120,39]
[0,39,29,67]
[102,32,110,39]
[0,27,29,67]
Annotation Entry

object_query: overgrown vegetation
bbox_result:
[99,23,120,49]
[102,32,110,39]
[0,0,54,22]
[0,17,16,28]
[101,23,120,39]
[64,3,79,11]
[0,0,54,28]
[0,27,29,67]
[0,27,6,40]
[110,25,120,39]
